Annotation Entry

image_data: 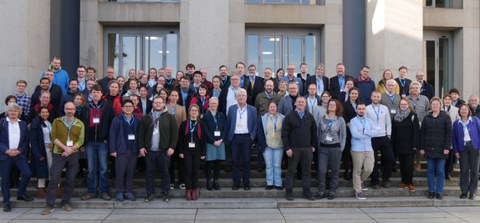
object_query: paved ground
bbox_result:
[1,206,479,223]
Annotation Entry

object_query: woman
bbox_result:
[139,74,148,88]
[176,71,185,82]
[130,94,143,119]
[342,87,360,180]
[85,79,96,102]
[0,96,24,120]
[104,80,122,115]
[257,102,284,190]
[443,94,460,180]
[277,80,288,97]
[116,76,126,95]
[420,97,452,200]
[178,105,206,200]
[276,68,285,80]
[29,107,53,198]
[320,91,332,110]
[109,100,141,201]
[376,69,400,94]
[139,86,152,116]
[316,99,346,200]
[211,76,223,98]
[453,104,480,200]
[203,97,226,190]
[73,92,86,118]
[391,98,420,192]
[147,68,158,90]
[122,79,140,100]
[72,92,88,178]
[339,78,355,103]
[167,89,187,190]
[189,84,210,118]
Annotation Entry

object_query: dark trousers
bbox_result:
[286,147,313,191]
[371,136,395,186]
[230,134,253,186]
[398,154,414,185]
[255,144,265,167]
[317,146,342,193]
[46,152,79,207]
[169,147,185,186]
[183,150,201,189]
[115,151,138,194]
[459,142,479,195]
[0,156,31,205]
[205,160,221,180]
[145,151,171,194]
[445,150,457,176]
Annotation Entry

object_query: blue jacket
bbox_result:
[109,114,141,155]
[256,113,285,150]
[282,76,304,96]
[354,77,376,105]
[0,118,29,160]
[452,116,480,154]
[226,104,258,143]
[349,116,375,152]
[42,69,70,95]
[203,110,227,144]
[29,116,50,178]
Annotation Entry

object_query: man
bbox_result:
[58,79,80,116]
[97,67,115,95]
[185,63,196,81]
[468,95,480,118]
[87,67,97,81]
[80,84,115,201]
[191,71,203,94]
[296,63,310,95]
[329,63,353,100]
[137,69,146,80]
[176,76,195,111]
[158,67,166,77]
[349,102,375,200]
[247,64,264,106]
[416,71,434,100]
[123,69,138,93]
[254,79,281,118]
[355,66,376,105]
[305,83,321,114]
[278,82,299,116]
[41,102,84,215]
[31,73,63,114]
[41,57,70,95]
[76,66,87,93]
[219,74,241,116]
[236,62,251,92]
[219,65,231,89]
[164,66,179,91]
[263,67,279,91]
[306,64,329,97]
[225,88,257,190]
[380,79,401,119]
[0,103,33,212]
[395,66,412,98]
[200,68,213,91]
[282,97,317,201]
[283,64,303,96]
[15,80,31,121]
[366,90,395,189]
[408,81,430,123]
[138,96,178,202]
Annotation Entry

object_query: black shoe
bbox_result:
[244,185,251,190]
[17,194,33,201]
[382,179,391,188]
[3,203,11,212]
[343,171,352,181]
[302,193,315,201]
[162,193,171,202]
[445,174,451,180]
[427,192,435,199]
[232,185,239,190]
[469,194,476,200]
[265,185,274,190]
[275,186,283,190]
[459,193,468,199]
[315,192,325,199]
[327,192,336,200]
[206,180,214,191]
[286,189,294,201]
[213,179,221,190]
[436,193,443,200]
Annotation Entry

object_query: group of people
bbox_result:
[1,57,479,214]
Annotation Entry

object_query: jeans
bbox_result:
[145,151,171,194]
[427,158,446,194]
[86,142,109,194]
[263,147,283,187]
[0,156,31,205]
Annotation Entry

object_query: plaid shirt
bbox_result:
[16,93,31,119]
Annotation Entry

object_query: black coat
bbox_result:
[247,76,265,106]
[29,116,50,178]
[176,87,195,112]
[392,112,420,155]
[306,75,329,95]
[395,78,412,97]
[31,84,63,116]
[80,100,115,143]
[420,111,452,159]
[329,75,353,100]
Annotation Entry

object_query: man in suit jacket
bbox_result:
[225,88,258,190]
[278,81,300,116]
[283,64,304,96]
[97,67,116,96]
[297,63,311,95]
[306,64,329,97]
[415,71,434,100]
[329,63,353,100]
[219,65,231,90]
[219,74,242,116]
[164,66,180,91]
[246,64,264,106]
[380,79,401,119]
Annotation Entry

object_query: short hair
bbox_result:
[40,90,51,97]
[300,62,307,67]
[185,63,196,70]
[193,71,202,77]
[52,56,61,61]
[219,65,228,70]
[458,103,472,117]
[371,90,382,96]
[443,94,452,101]
[92,84,103,92]
[122,99,134,107]
[448,88,460,95]
[189,104,200,114]
[430,97,443,108]
[87,67,96,73]
[4,95,16,106]
[16,80,27,86]
[264,79,274,86]
[116,76,125,81]
[237,88,247,96]
[287,81,299,88]
[248,64,256,69]
[129,94,140,101]
[209,97,219,104]
[212,75,222,83]
[409,81,421,89]
[336,63,345,67]
[40,77,50,84]
[108,80,119,87]
[5,103,22,116]
[386,79,397,85]
[356,102,366,109]
[362,65,370,70]
[398,66,408,71]
[69,79,79,85]
[278,79,287,85]
[180,76,190,82]
[316,64,325,69]
[197,84,209,96]
[235,62,245,68]
[153,95,165,103]
[77,65,87,71]
[264,67,272,72]
[345,77,355,83]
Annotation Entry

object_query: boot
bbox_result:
[213,179,221,190]
[286,189,294,201]
[207,179,214,191]
[37,188,46,198]
[191,188,198,200]
[185,189,191,200]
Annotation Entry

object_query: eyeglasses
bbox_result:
[123,105,134,108]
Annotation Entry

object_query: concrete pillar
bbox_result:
[79,0,101,77]
[0,0,51,111]
[366,0,423,81]
[323,0,343,77]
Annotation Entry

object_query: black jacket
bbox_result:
[281,110,317,150]
[81,100,115,143]
[395,78,412,97]
[329,75,353,100]
[392,112,420,155]
[176,87,195,111]
[31,84,63,115]
[247,76,265,106]
[97,77,114,96]
[420,111,452,159]
[306,75,329,95]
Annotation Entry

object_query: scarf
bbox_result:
[394,108,411,123]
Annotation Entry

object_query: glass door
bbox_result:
[424,31,453,98]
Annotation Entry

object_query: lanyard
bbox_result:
[372,105,381,121]
[399,79,406,88]
[268,114,278,133]
[169,104,176,115]
[212,113,219,130]
[461,119,469,132]
[327,116,336,130]
[230,86,237,99]
[63,117,75,141]
[122,114,135,126]
[152,111,161,128]
[409,96,417,109]
[201,97,206,108]
[165,78,173,86]
[357,115,366,130]
[221,78,228,86]
[189,120,197,142]
[239,106,247,120]
[307,97,317,113]
[44,121,52,132]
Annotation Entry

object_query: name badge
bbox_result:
[390,109,396,114]
[214,131,221,137]
[189,142,195,148]
[66,140,74,147]
[153,127,159,135]
[401,94,406,98]
[272,133,279,139]
[237,123,243,129]
[93,118,100,124]
[128,134,135,140]
[375,127,382,130]
[325,135,333,141]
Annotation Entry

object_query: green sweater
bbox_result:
[138,111,179,151]
[51,117,85,154]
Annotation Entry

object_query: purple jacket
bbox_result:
[452,116,480,154]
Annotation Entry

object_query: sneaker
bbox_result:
[407,185,416,192]
[41,206,55,215]
[170,184,175,190]
[315,192,325,199]
[125,192,136,201]
[115,193,124,201]
[302,192,315,201]
[356,192,366,200]
[162,193,171,202]
[361,183,368,191]
[62,203,73,212]
[80,193,95,200]
[144,193,157,203]
[275,186,283,190]
[398,183,407,189]
[469,194,476,200]
[100,193,111,201]
[179,184,186,190]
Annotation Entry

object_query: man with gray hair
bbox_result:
[380,79,401,119]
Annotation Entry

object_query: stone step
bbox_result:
[5,196,480,210]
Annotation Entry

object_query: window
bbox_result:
[246,0,324,5]
[108,0,180,3]
[425,0,462,8]
[104,28,178,77]
[246,31,319,77]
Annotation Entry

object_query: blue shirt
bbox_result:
[349,115,375,152]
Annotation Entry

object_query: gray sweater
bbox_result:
[317,116,347,151]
